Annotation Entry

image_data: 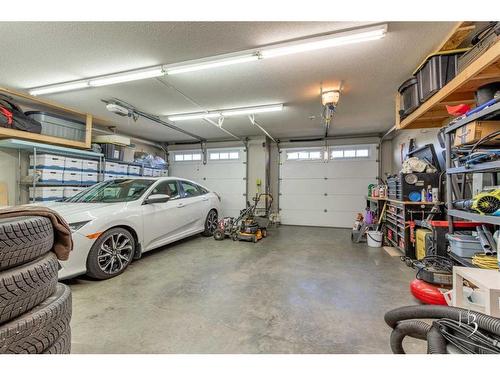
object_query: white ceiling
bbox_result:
[0,21,455,142]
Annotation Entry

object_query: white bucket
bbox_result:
[366,231,383,248]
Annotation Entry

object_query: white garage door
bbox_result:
[279,144,378,228]
[169,147,246,217]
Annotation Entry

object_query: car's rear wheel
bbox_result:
[202,210,218,237]
[86,228,135,280]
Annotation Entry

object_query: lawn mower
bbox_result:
[213,193,273,243]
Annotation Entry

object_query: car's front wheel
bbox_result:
[202,209,218,237]
[86,228,135,280]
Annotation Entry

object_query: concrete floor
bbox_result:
[65,226,425,353]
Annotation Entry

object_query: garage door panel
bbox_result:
[202,163,246,179]
[324,195,366,212]
[170,164,201,180]
[280,179,326,195]
[324,178,375,195]
[202,178,245,193]
[280,162,327,179]
[325,161,378,178]
[280,194,326,210]
[280,209,357,227]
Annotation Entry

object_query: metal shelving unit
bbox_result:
[443,104,500,267]
[0,139,104,204]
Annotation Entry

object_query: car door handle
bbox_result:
[177,203,186,208]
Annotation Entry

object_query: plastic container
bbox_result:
[115,163,128,175]
[31,169,63,184]
[81,172,98,184]
[398,77,419,118]
[104,174,117,181]
[25,111,86,141]
[64,157,83,171]
[63,187,85,199]
[152,168,162,177]
[105,161,120,174]
[100,144,124,161]
[143,167,153,177]
[127,165,141,176]
[82,159,99,172]
[63,171,82,185]
[415,50,463,103]
[446,233,483,258]
[30,154,66,170]
[29,186,64,202]
[367,231,383,248]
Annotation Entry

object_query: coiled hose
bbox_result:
[385,305,500,354]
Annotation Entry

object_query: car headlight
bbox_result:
[68,220,91,232]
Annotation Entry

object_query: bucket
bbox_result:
[367,231,383,247]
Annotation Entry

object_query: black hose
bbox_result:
[384,305,500,337]
[390,320,431,354]
[427,323,447,354]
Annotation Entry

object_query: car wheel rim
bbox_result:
[207,211,218,234]
[97,233,133,274]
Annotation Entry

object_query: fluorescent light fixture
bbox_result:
[166,55,259,75]
[29,81,89,96]
[168,104,283,122]
[168,112,221,122]
[89,66,165,87]
[221,104,283,117]
[260,24,387,59]
[322,90,340,106]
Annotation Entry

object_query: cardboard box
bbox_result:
[453,121,500,147]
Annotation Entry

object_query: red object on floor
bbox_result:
[410,279,448,305]
[446,104,471,116]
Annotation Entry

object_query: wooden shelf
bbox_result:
[396,39,500,130]
[0,86,97,149]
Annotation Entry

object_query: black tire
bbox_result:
[202,210,218,237]
[261,228,267,238]
[0,216,54,271]
[44,327,71,354]
[86,227,135,280]
[0,283,71,354]
[231,232,239,241]
[213,229,225,241]
[0,252,58,324]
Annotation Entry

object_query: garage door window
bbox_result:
[174,152,202,162]
[209,151,240,160]
[286,149,323,160]
[330,147,370,159]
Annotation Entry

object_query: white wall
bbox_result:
[0,149,19,206]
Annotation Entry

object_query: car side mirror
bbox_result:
[144,194,170,204]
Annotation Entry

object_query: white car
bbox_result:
[41,177,221,280]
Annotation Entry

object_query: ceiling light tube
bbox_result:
[168,104,283,122]
[221,104,283,117]
[29,81,89,96]
[168,112,221,122]
[89,66,165,87]
[166,54,259,75]
[260,24,387,59]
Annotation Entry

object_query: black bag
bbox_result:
[0,95,42,133]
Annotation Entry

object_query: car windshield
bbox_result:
[65,179,155,203]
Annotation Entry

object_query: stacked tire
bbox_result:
[0,216,71,354]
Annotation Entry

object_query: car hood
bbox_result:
[31,201,128,223]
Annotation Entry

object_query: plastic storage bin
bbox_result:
[81,172,98,184]
[63,187,85,199]
[64,157,83,171]
[25,112,86,141]
[143,167,153,176]
[127,165,141,176]
[415,50,463,103]
[446,233,483,258]
[100,144,124,161]
[115,163,128,175]
[29,186,64,202]
[30,154,66,170]
[31,169,63,184]
[398,77,419,119]
[152,168,162,177]
[63,171,82,185]
[82,159,99,172]
[104,174,118,181]
[104,161,120,174]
